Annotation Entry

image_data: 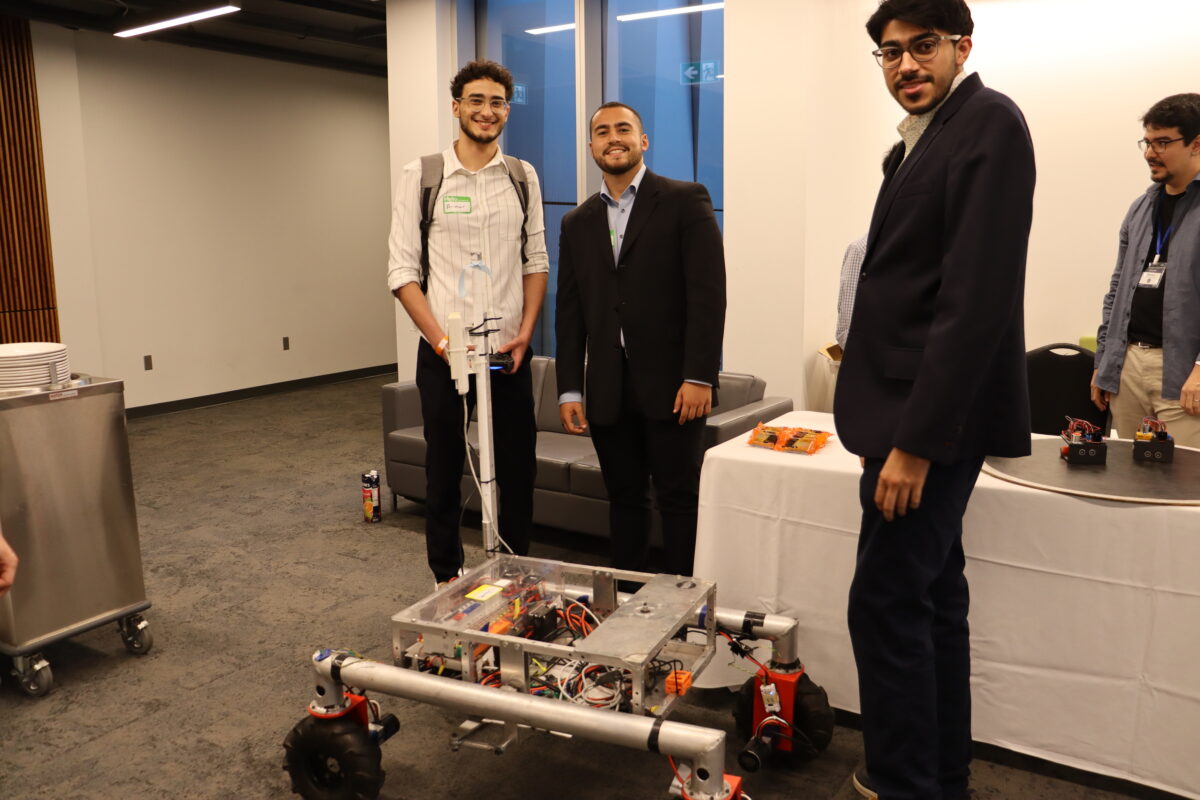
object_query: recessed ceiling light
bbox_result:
[114,4,241,38]
[617,2,724,23]
[525,23,576,35]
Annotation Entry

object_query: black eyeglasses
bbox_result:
[1137,137,1185,154]
[457,96,510,112]
[872,35,962,69]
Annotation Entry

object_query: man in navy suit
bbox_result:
[833,2,1035,798]
[555,102,726,577]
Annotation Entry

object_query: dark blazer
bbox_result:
[834,73,1036,464]
[556,169,726,425]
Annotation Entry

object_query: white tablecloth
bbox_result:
[694,411,1200,799]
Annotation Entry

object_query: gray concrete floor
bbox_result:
[0,376,1180,799]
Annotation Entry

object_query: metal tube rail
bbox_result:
[310,651,732,799]
[706,608,800,668]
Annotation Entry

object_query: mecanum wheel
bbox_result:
[283,715,385,800]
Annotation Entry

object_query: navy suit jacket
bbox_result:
[555,169,726,425]
[834,73,1036,464]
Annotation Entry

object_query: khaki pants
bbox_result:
[1110,344,1200,447]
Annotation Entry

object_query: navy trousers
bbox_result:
[848,456,984,800]
[415,339,535,582]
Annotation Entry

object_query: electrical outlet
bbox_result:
[143,355,153,370]
[282,336,290,351]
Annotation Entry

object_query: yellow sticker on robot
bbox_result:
[465,584,503,601]
[443,195,472,214]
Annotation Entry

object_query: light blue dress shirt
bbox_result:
[603,162,647,268]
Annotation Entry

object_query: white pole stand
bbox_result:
[445,311,502,556]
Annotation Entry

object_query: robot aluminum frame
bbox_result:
[391,555,717,718]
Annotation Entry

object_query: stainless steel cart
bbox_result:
[0,375,153,696]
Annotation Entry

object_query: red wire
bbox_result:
[720,631,768,671]
[667,756,694,800]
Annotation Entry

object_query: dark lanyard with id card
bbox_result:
[1139,192,1174,289]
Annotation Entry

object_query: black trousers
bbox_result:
[415,339,535,582]
[588,362,705,576]
[848,456,984,800]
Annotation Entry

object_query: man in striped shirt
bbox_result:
[387,60,549,585]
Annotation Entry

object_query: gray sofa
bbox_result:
[382,356,792,538]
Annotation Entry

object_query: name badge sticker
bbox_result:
[443,195,472,214]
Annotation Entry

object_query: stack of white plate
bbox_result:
[0,342,71,388]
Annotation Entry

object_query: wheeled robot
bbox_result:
[283,555,834,799]
[282,295,832,798]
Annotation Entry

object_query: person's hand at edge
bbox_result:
[1090,368,1111,412]
[874,447,931,523]
[673,382,712,425]
[560,401,588,434]
[1180,364,1200,416]
[0,531,18,598]
[497,334,530,374]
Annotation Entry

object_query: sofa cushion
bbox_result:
[529,356,548,402]
[712,372,764,414]
[388,427,427,465]
[535,358,567,433]
[535,432,597,492]
[569,453,609,500]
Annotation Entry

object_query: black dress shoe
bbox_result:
[852,768,878,800]
[852,769,974,800]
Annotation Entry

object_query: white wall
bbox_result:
[31,24,393,408]
[725,0,1200,410]
[968,0,1200,351]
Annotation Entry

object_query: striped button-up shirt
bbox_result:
[387,144,549,345]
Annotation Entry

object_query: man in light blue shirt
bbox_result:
[555,102,726,576]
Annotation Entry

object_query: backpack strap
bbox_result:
[503,155,530,265]
[418,154,444,293]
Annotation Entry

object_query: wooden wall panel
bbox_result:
[0,15,60,344]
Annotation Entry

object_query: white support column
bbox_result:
[385,0,460,380]
[574,0,603,203]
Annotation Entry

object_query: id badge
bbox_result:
[1139,260,1166,289]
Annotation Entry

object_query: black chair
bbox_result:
[1026,343,1109,436]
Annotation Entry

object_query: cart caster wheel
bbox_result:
[119,614,154,655]
[733,672,835,765]
[13,654,54,697]
[283,715,385,800]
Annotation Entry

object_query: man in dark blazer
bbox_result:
[833,2,1035,798]
[555,102,726,576]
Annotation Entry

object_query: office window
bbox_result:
[603,0,724,211]
[476,0,725,356]
[482,0,577,355]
